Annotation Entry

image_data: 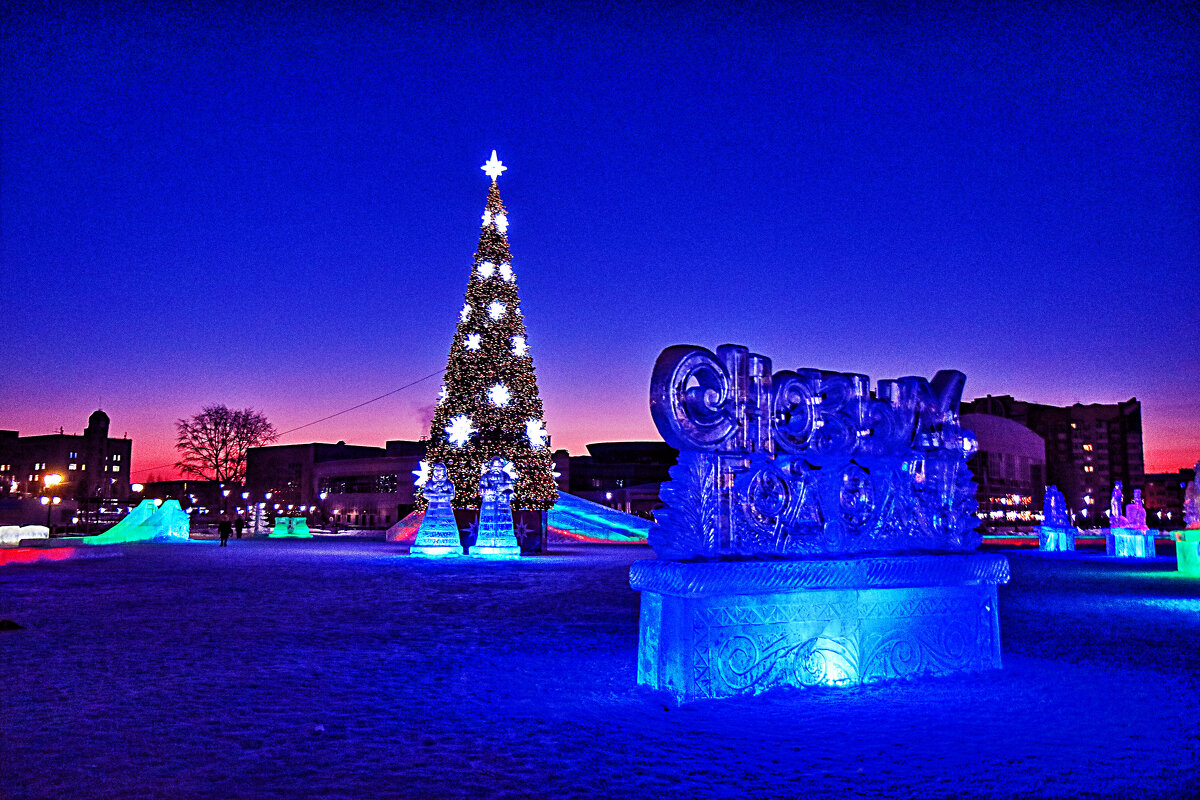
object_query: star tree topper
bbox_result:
[481,150,507,182]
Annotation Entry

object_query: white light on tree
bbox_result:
[481,150,507,181]
[499,262,514,281]
[488,300,506,320]
[460,305,471,322]
[511,335,528,356]
[445,415,476,448]
[526,418,548,448]
[488,383,512,407]
[494,212,508,233]
[412,461,432,487]
[465,333,482,351]
[438,385,448,403]
[482,209,492,227]
[478,261,496,278]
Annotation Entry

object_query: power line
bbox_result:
[129,368,445,477]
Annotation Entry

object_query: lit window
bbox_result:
[1083,444,1093,451]
[81,464,86,471]
[112,466,120,473]
[113,454,121,462]
[1084,466,1094,472]
[69,464,77,471]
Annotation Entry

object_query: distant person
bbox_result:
[218,514,232,547]
[234,515,245,539]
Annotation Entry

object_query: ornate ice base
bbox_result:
[1038,526,1076,552]
[1176,530,1200,576]
[630,554,1010,702]
[468,541,521,559]
[1106,528,1155,558]
[410,543,463,557]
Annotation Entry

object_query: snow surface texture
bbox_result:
[2,544,1198,799]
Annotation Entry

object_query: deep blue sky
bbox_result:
[3,1,1197,476]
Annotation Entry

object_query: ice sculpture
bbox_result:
[1108,481,1125,527]
[1184,464,1200,529]
[1180,465,1200,576]
[468,457,521,558]
[631,344,1010,701]
[83,499,191,545]
[0,525,50,546]
[1037,485,1075,551]
[410,463,464,556]
[1106,485,1155,558]
[270,517,312,538]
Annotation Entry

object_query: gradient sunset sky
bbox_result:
[3,1,1197,479]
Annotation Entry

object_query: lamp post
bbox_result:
[42,473,63,532]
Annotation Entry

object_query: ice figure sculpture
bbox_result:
[1108,482,1125,527]
[1184,465,1200,529]
[1106,484,1155,559]
[468,457,521,558]
[1180,464,1200,576]
[1037,485,1075,551]
[631,344,1010,701]
[410,464,464,556]
[83,499,191,545]
[270,517,312,538]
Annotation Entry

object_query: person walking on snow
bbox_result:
[218,514,232,547]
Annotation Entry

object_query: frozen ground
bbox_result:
[2,542,1198,800]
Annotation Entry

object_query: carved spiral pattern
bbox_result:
[649,346,736,450]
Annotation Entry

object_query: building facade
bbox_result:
[568,441,678,518]
[245,440,426,529]
[1143,468,1196,530]
[961,413,1046,530]
[0,410,132,503]
[961,395,1144,526]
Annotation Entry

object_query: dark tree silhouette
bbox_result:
[175,405,278,484]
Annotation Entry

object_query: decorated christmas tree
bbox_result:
[422,151,558,511]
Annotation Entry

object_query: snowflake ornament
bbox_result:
[494,213,508,234]
[438,385,448,403]
[525,418,549,449]
[460,305,471,322]
[478,261,496,278]
[465,333,482,351]
[511,335,528,356]
[445,415,476,448]
[481,209,492,227]
[488,301,506,320]
[412,461,432,487]
[488,383,512,407]
[481,150,506,181]
[499,262,514,282]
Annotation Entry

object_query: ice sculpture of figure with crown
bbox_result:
[1107,482,1156,559]
[410,463,464,557]
[1177,462,1200,576]
[468,457,521,558]
[630,343,1011,701]
[1037,485,1075,552]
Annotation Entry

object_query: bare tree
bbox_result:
[175,405,278,484]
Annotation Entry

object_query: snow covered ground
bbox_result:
[2,542,1198,800]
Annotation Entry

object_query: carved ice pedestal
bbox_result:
[1106,528,1155,558]
[632,554,1010,702]
[1038,526,1076,552]
[1176,530,1200,576]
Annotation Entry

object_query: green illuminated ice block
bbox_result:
[1176,530,1200,577]
[270,517,312,538]
[84,499,191,544]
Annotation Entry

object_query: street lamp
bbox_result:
[41,473,63,531]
